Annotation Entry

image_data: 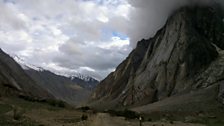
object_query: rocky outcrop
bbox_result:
[218,81,224,104]
[91,6,224,109]
[0,49,53,99]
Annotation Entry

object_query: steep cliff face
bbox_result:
[0,49,53,99]
[91,6,224,109]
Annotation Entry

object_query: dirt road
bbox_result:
[90,113,118,126]
[79,113,206,126]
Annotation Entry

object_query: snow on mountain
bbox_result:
[70,73,98,82]
[13,55,44,71]
[69,73,99,90]
[13,55,99,86]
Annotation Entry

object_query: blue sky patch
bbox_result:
[112,31,129,40]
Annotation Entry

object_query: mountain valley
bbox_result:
[0,3,224,126]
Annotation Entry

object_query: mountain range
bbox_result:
[16,58,99,105]
[90,5,224,115]
[0,49,53,100]
[0,50,99,105]
[1,4,224,124]
[14,55,99,90]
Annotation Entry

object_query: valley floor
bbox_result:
[75,113,205,126]
[0,97,223,126]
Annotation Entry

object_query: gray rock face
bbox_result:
[0,49,53,99]
[91,6,224,109]
[219,81,224,104]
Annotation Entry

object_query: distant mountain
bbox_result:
[13,57,99,105]
[13,55,45,72]
[70,74,99,90]
[91,6,224,113]
[0,49,53,99]
[14,56,99,91]
[24,68,91,105]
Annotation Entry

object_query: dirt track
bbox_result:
[25,109,206,126]
[76,113,206,126]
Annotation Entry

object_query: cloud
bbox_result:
[126,0,224,46]
[0,1,26,30]
[0,0,223,80]
[55,36,130,79]
[0,0,132,80]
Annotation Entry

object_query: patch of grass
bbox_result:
[18,95,45,102]
[0,104,12,114]
[0,97,83,126]
[0,115,41,126]
[5,97,48,110]
[4,97,67,111]
[19,95,66,108]
[47,106,61,111]
[199,116,224,126]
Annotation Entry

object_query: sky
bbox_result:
[0,0,223,80]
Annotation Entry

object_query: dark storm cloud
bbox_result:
[127,0,224,47]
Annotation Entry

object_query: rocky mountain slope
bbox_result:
[14,55,99,90]
[91,6,224,112]
[0,49,53,99]
[13,55,99,105]
[25,68,96,105]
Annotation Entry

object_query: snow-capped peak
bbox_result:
[13,55,44,72]
[13,55,98,83]
[70,73,98,82]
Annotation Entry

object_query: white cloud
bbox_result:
[0,1,26,30]
[1,0,222,80]
[98,37,129,49]
[0,0,132,80]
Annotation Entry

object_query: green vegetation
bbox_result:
[0,115,41,126]
[1,96,223,126]
[78,106,91,112]
[106,109,139,119]
[46,99,66,108]
[0,102,42,126]
[19,95,66,108]
[81,114,88,121]
[194,116,224,126]
[0,97,85,126]
[0,104,12,114]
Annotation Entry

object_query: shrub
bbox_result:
[46,99,66,108]
[107,109,139,119]
[81,114,88,121]
[148,118,152,122]
[57,100,66,108]
[79,106,90,112]
[122,109,139,119]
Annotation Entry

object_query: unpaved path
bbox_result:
[24,109,206,126]
[90,113,115,126]
[79,113,206,126]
